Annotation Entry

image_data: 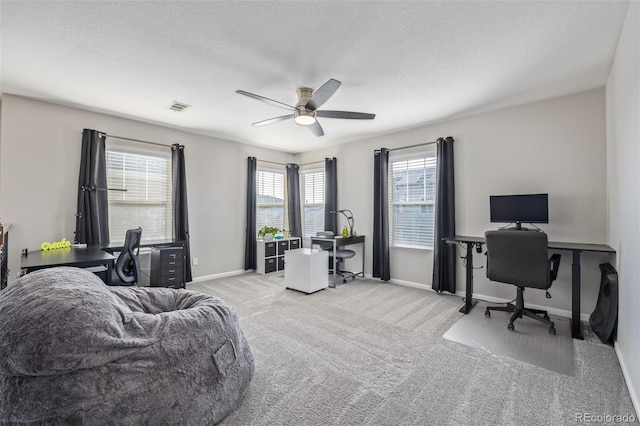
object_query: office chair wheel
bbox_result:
[343,279,348,284]
[507,323,515,331]
[549,326,556,335]
[484,309,491,317]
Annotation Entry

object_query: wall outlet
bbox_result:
[192,257,199,266]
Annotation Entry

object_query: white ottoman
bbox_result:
[284,248,328,294]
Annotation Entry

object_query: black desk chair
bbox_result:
[484,229,561,334]
[315,231,356,282]
[111,227,142,286]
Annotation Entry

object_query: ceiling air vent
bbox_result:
[169,101,191,112]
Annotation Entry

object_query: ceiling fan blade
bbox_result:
[316,110,376,120]
[306,79,341,111]
[236,90,295,111]
[251,114,294,127]
[308,120,324,137]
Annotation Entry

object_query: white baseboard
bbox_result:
[189,269,248,283]
[615,342,640,419]
[387,277,437,293]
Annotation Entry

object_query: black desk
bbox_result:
[21,247,116,285]
[310,235,365,288]
[444,235,615,339]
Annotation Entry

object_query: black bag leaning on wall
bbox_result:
[589,263,619,344]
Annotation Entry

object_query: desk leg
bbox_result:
[459,242,478,314]
[331,240,337,288]
[571,250,584,339]
[361,241,365,278]
[106,261,113,286]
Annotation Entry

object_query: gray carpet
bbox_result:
[188,273,638,426]
[443,303,576,376]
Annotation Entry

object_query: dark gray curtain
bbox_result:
[324,157,338,233]
[172,144,192,282]
[373,148,390,281]
[286,163,303,246]
[432,137,456,293]
[74,129,110,246]
[244,157,257,270]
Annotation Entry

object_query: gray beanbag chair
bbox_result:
[0,267,253,425]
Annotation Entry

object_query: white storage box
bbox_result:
[284,248,329,294]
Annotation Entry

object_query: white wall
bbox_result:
[0,95,294,283]
[0,89,610,320]
[297,88,610,318]
[606,1,640,414]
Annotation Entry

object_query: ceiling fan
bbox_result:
[235,78,375,137]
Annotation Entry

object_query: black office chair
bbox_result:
[315,231,356,282]
[111,227,142,286]
[484,229,561,334]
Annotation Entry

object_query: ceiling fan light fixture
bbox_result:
[236,78,375,136]
[294,109,316,126]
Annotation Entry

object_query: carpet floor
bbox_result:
[188,273,637,426]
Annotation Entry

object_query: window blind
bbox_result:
[256,169,285,235]
[302,170,325,237]
[106,146,172,245]
[389,155,437,248]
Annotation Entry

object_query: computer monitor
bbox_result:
[490,193,548,230]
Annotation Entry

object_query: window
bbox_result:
[302,169,325,237]
[389,153,437,249]
[256,169,285,236]
[106,143,173,245]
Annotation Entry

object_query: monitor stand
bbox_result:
[510,222,529,231]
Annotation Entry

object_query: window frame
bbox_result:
[300,167,325,238]
[388,150,437,250]
[105,140,173,245]
[256,167,286,237]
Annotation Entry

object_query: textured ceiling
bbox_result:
[0,1,630,153]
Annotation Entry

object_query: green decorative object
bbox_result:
[40,238,72,251]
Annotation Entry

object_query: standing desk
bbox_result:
[310,235,365,288]
[21,247,116,285]
[444,235,615,339]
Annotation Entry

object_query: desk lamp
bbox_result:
[331,210,355,236]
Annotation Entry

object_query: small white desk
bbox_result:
[284,248,328,294]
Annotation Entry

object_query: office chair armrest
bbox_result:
[549,253,561,282]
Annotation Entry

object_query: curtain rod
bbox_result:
[102,133,173,148]
[257,159,287,166]
[385,140,438,152]
[257,159,324,167]
[300,160,324,166]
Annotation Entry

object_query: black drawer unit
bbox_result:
[150,247,185,288]
[264,257,277,273]
[277,240,289,255]
[264,241,277,257]
[289,239,300,250]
